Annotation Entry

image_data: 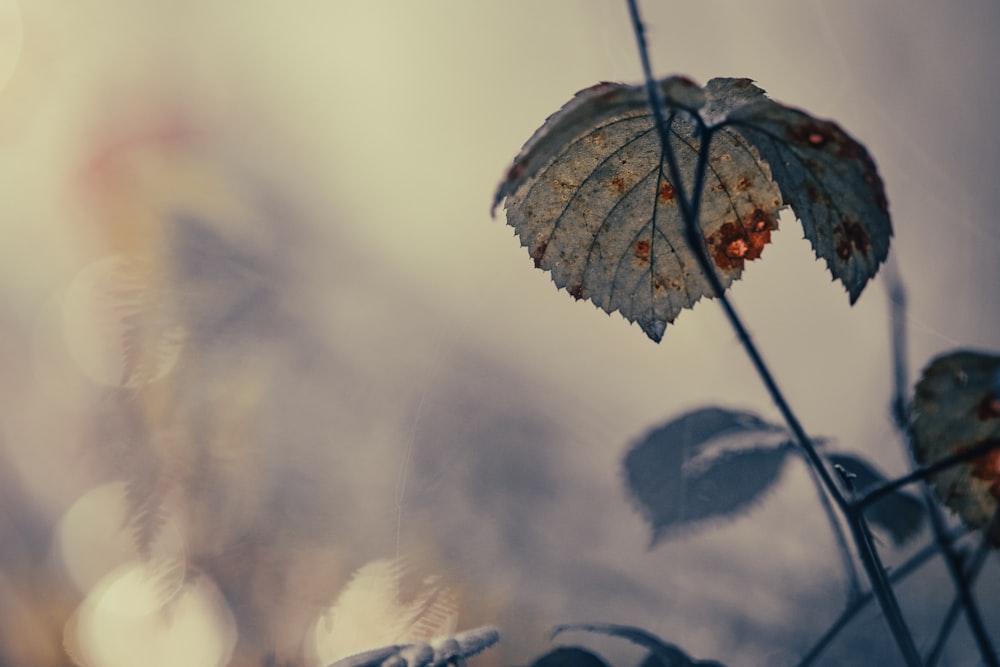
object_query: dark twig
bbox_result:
[925,513,998,667]
[625,3,921,664]
[796,526,969,667]
[854,438,1000,512]
[885,258,909,430]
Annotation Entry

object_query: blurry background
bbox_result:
[0,1,998,665]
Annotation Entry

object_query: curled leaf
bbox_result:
[910,351,1000,545]
[493,77,891,341]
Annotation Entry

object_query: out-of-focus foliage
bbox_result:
[326,625,500,667]
[911,350,1000,546]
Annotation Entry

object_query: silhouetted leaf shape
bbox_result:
[553,624,725,667]
[493,77,890,341]
[825,453,925,546]
[623,409,791,545]
[910,351,1000,546]
[642,407,784,455]
[529,646,611,667]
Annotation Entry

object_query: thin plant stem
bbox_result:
[925,516,997,667]
[924,502,999,666]
[625,2,921,665]
[885,258,909,430]
[796,526,971,667]
[854,438,1000,512]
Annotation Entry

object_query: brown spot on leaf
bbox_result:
[569,283,586,301]
[836,241,852,261]
[735,177,751,192]
[843,219,870,255]
[531,241,548,269]
[610,176,627,193]
[805,183,821,203]
[744,209,775,259]
[726,238,749,258]
[634,239,651,264]
[748,209,771,234]
[787,122,833,149]
[978,393,1000,420]
[658,181,675,203]
[707,223,745,270]
[968,443,1000,501]
[708,210,777,271]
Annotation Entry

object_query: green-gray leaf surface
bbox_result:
[910,351,1000,546]
[494,77,891,341]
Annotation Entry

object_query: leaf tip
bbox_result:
[640,319,666,343]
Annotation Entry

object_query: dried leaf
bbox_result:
[910,351,1000,545]
[493,77,891,341]
[825,453,925,546]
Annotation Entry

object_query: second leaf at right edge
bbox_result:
[910,350,1000,546]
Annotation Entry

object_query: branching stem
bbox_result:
[625,2,922,665]
[854,438,1000,512]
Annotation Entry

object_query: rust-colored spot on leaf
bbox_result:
[658,181,675,203]
[787,122,833,148]
[836,241,851,261]
[634,239,651,264]
[709,210,776,271]
[610,176,627,193]
[709,222,748,270]
[531,240,548,269]
[748,209,770,234]
[569,283,586,301]
[969,444,1000,501]
[735,177,751,192]
[978,393,1000,420]
[726,238,749,258]
[843,219,870,255]
[745,209,774,259]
